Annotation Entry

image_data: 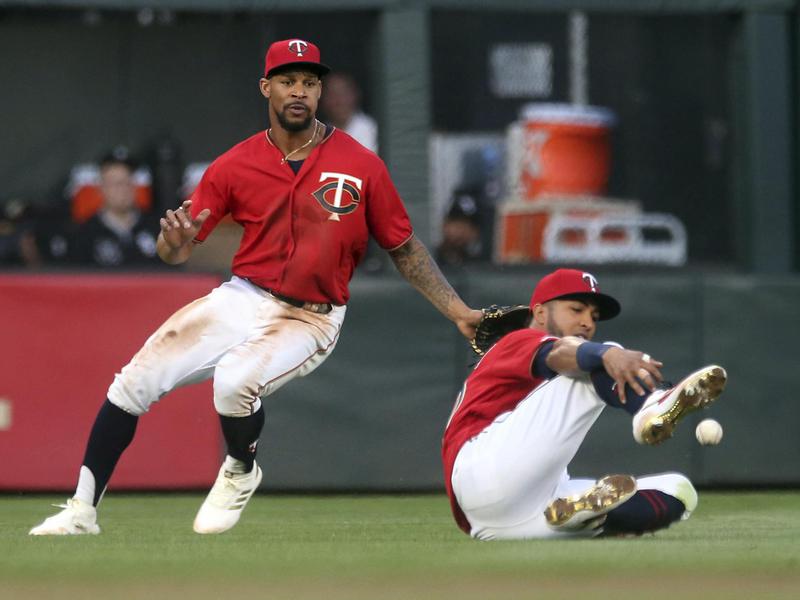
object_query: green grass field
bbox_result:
[2,492,798,599]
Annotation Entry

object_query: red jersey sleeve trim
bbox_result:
[387,232,415,252]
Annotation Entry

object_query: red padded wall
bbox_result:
[0,273,223,490]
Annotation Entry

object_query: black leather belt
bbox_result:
[264,287,332,314]
[243,278,333,314]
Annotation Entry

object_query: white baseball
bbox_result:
[695,418,723,445]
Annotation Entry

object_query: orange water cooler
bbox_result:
[519,103,615,200]
[496,103,625,263]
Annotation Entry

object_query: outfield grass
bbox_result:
[2,492,798,599]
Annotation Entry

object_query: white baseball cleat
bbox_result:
[29,498,100,536]
[633,365,727,445]
[544,474,638,531]
[193,462,263,534]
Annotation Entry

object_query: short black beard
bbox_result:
[544,304,565,338]
[544,316,588,340]
[275,110,314,133]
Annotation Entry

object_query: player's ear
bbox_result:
[259,78,270,99]
[531,304,547,328]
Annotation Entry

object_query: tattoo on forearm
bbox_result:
[389,237,459,317]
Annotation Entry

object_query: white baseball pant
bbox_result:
[451,375,694,540]
[107,276,346,417]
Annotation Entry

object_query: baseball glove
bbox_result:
[470,304,531,356]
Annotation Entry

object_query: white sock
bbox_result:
[74,465,96,505]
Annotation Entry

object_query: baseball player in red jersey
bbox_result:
[443,269,727,540]
[30,38,482,536]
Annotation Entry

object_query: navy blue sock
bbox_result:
[219,407,265,472]
[82,399,139,506]
[590,369,649,416]
[602,490,686,535]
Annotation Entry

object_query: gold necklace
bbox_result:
[271,120,320,164]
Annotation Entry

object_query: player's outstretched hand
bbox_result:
[456,308,485,341]
[602,347,663,403]
[160,200,211,250]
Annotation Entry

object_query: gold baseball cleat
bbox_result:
[633,365,727,445]
[544,474,637,530]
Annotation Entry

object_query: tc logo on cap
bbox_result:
[288,40,309,57]
[582,272,598,292]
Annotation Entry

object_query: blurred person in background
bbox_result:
[436,188,485,266]
[71,149,162,268]
[319,72,378,153]
[0,198,41,268]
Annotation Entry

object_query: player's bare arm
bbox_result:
[156,199,211,265]
[542,336,586,377]
[388,235,482,339]
[545,336,663,401]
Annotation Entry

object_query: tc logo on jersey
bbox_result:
[312,172,362,221]
[288,39,309,57]
[582,272,599,292]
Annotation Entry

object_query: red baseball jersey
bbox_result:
[442,328,557,533]
[190,129,413,305]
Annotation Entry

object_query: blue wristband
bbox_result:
[576,342,611,372]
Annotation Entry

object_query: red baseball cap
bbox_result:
[264,38,330,78]
[530,269,621,320]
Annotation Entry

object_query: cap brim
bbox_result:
[556,292,621,321]
[267,62,331,78]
